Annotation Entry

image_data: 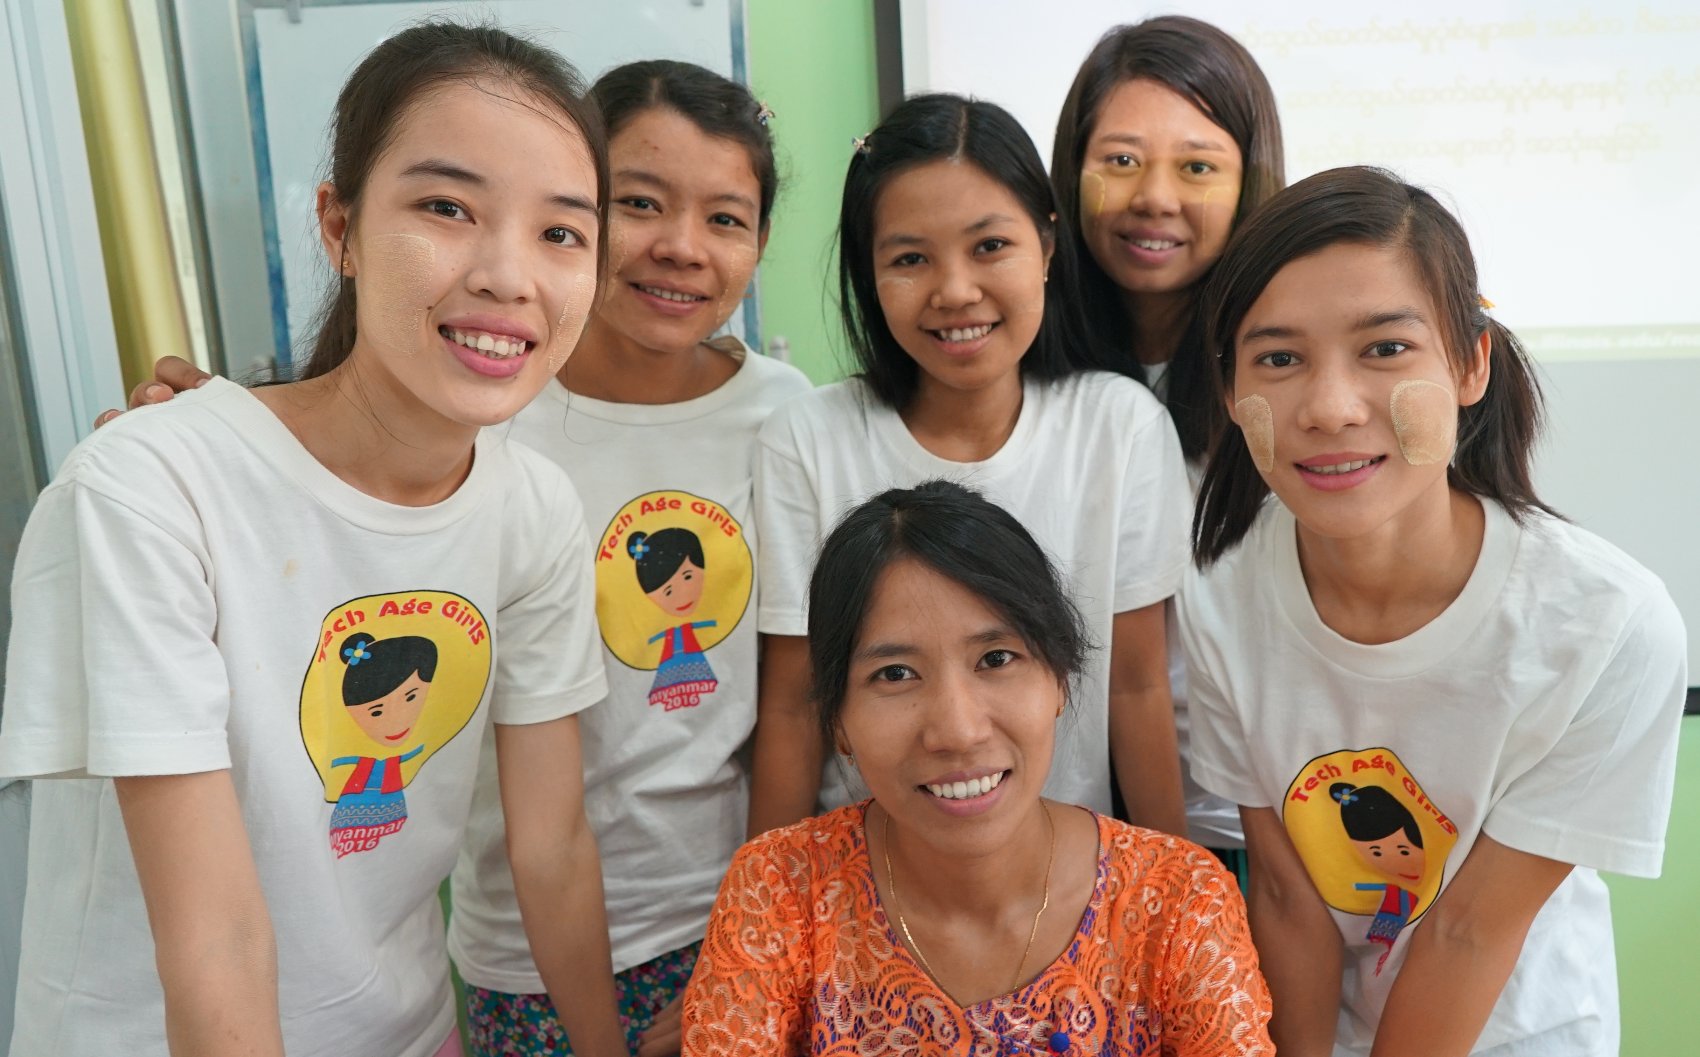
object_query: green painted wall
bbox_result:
[1605,714,1698,1057]
[746,0,878,384]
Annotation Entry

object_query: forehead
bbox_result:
[379,79,596,182]
[610,108,759,190]
[1089,77,1233,151]
[1240,242,1436,337]
[873,159,1033,237]
[860,558,1003,642]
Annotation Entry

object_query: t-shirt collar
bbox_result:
[541,335,756,426]
[869,375,1042,478]
[1269,495,1523,679]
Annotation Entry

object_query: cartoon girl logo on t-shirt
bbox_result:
[1282,748,1458,974]
[594,491,752,712]
[298,592,491,857]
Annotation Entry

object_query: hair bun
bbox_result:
[339,631,377,666]
[627,531,649,559]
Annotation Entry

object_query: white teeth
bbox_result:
[639,284,705,303]
[937,324,993,343]
[1310,458,1378,475]
[925,771,1007,800]
[1133,238,1179,250]
[445,329,527,359]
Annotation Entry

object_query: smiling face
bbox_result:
[585,108,766,356]
[1227,242,1491,541]
[345,672,430,747]
[1351,833,1428,887]
[321,79,601,426]
[645,557,705,617]
[871,159,1053,395]
[835,558,1064,858]
[1078,78,1242,298]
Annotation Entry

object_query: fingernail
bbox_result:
[147,384,170,399]
[193,377,209,387]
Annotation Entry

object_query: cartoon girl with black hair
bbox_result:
[629,527,718,710]
[1332,782,1429,974]
[328,631,438,853]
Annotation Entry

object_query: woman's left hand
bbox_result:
[636,991,684,1057]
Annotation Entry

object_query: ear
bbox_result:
[1457,330,1492,408]
[1039,229,1056,282]
[317,182,353,276]
[757,222,771,258]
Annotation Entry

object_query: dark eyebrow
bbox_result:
[1241,323,1299,343]
[855,641,917,662]
[615,168,671,191]
[1094,132,1232,153]
[404,158,596,217]
[965,213,1017,233]
[1356,307,1427,330]
[400,159,483,184]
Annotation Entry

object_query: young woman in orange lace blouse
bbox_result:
[681,482,1272,1056]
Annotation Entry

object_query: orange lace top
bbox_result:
[681,804,1272,1056]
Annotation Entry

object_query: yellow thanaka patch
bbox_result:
[1390,379,1455,466]
[359,234,435,356]
[547,271,598,372]
[1235,394,1274,472]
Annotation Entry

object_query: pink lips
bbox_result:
[631,282,711,318]
[1118,228,1186,267]
[444,333,531,379]
[919,768,1009,818]
[1296,452,1386,492]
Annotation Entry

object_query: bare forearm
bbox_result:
[116,773,283,1057]
[748,708,826,837]
[1242,806,1342,1057]
[511,824,624,1057]
[748,634,822,838]
[1107,686,1188,836]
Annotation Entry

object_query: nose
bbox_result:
[1294,356,1373,436]
[649,210,710,270]
[1128,165,1182,218]
[929,255,983,312]
[917,665,994,759]
[462,221,538,305]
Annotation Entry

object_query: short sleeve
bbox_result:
[753,422,821,638]
[681,836,812,1057]
[1176,576,1269,808]
[1156,851,1274,1055]
[0,477,230,779]
[489,471,607,726]
[1482,591,1689,877]
[1112,411,1192,613]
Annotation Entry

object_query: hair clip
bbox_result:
[1478,295,1495,310]
[851,135,871,155]
[342,643,370,666]
[1331,787,1357,805]
[756,101,775,126]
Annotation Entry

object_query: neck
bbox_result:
[899,368,1024,463]
[560,314,738,405]
[252,348,477,506]
[1122,288,1192,366]
[878,800,1052,921]
[1295,480,1487,645]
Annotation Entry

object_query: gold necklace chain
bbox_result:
[882,799,1056,995]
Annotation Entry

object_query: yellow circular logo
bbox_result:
[298,591,490,857]
[1282,747,1458,926]
[593,491,752,709]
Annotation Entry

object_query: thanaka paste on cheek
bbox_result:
[1390,379,1456,466]
[358,234,436,356]
[709,241,761,330]
[1235,394,1275,472]
[547,271,598,372]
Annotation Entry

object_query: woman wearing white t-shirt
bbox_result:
[0,26,627,1057]
[1048,16,1287,869]
[749,95,1193,835]
[1179,166,1687,1056]
[445,62,810,1057]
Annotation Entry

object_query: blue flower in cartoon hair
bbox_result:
[343,642,371,666]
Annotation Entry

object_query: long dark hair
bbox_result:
[301,22,608,378]
[1051,17,1284,459]
[1331,783,1423,847]
[839,94,1105,409]
[590,59,779,229]
[628,527,705,593]
[808,480,1091,741]
[1192,166,1556,565]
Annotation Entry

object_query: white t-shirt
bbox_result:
[449,341,812,987]
[756,371,1192,815]
[1180,499,1688,1056]
[0,378,607,1057]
